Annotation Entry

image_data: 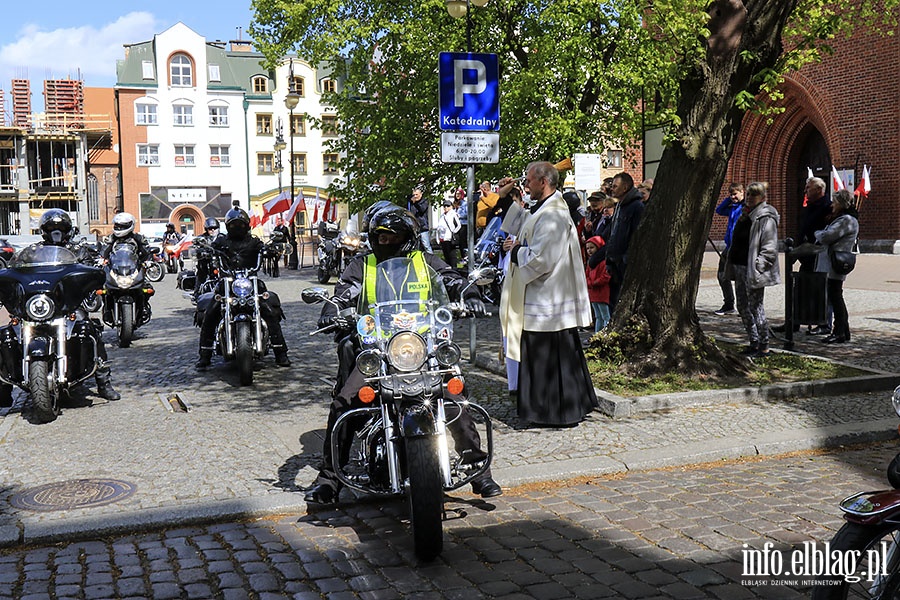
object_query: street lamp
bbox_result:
[285,59,302,269]
[274,117,286,194]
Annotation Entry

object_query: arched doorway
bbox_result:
[785,125,831,236]
[170,205,204,237]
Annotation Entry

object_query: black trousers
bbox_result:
[198,294,286,351]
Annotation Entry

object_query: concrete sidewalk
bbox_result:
[1,252,898,549]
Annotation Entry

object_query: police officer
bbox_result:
[0,210,120,404]
[195,206,291,369]
[303,205,500,504]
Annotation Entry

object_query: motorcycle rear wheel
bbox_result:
[235,321,254,386]
[811,521,900,599]
[406,436,444,561]
[29,361,59,424]
[145,262,164,283]
[118,302,134,348]
[166,257,178,274]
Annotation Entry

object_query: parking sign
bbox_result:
[439,52,499,131]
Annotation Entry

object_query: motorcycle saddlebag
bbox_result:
[177,269,197,291]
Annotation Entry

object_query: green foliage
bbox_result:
[249,0,900,214]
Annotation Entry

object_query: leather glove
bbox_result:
[464,296,486,317]
[317,314,335,330]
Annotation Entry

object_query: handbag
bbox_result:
[829,248,856,275]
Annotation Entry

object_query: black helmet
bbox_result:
[369,207,420,261]
[203,217,219,231]
[165,222,175,231]
[361,201,399,233]
[224,207,251,239]
[39,209,73,246]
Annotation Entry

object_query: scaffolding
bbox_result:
[11,79,30,128]
[43,79,84,128]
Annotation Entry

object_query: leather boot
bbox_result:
[0,383,13,408]
[196,348,213,370]
[95,367,121,401]
[273,344,291,367]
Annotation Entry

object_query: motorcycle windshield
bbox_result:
[358,257,451,338]
[475,216,504,256]
[109,246,139,276]
[10,245,78,268]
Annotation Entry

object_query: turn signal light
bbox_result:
[143,288,155,295]
[447,377,464,396]
[96,289,107,295]
[359,386,376,403]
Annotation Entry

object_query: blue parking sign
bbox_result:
[439,52,499,131]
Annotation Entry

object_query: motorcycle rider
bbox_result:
[193,217,224,299]
[101,212,154,324]
[163,222,185,270]
[0,209,120,407]
[303,205,502,504]
[195,206,291,369]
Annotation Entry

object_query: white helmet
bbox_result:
[112,212,136,238]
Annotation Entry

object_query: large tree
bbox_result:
[251,0,897,375]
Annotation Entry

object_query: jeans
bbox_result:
[419,231,433,253]
[591,302,610,332]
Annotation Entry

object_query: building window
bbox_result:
[173,104,194,126]
[257,153,275,174]
[137,144,160,166]
[87,174,99,220]
[290,113,305,136]
[252,75,269,93]
[607,149,623,168]
[170,54,193,87]
[208,64,221,82]
[209,105,229,126]
[291,76,305,96]
[141,60,154,80]
[256,114,272,135]
[292,153,307,175]
[135,103,157,125]
[209,145,230,166]
[321,115,339,137]
[174,145,195,166]
[323,153,340,174]
[322,79,337,93]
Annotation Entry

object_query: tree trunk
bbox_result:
[607,0,798,377]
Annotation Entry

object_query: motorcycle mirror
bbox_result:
[301,287,329,304]
[468,267,497,286]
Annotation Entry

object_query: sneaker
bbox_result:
[714,305,735,316]
[807,325,832,336]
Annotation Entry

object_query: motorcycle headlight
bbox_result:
[113,274,135,288]
[892,385,900,418]
[386,332,427,372]
[26,294,55,321]
[233,277,253,298]
[435,342,461,367]
[357,349,382,377]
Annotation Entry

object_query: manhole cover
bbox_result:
[10,478,137,512]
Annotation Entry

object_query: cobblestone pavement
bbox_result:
[0,252,899,598]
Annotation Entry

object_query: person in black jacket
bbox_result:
[303,206,501,504]
[195,207,290,369]
[605,172,645,313]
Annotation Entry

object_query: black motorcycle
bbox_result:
[0,245,106,423]
[100,243,154,348]
[316,220,342,283]
[470,216,505,305]
[302,258,497,560]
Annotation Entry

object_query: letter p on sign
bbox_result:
[439,52,500,131]
[454,60,486,106]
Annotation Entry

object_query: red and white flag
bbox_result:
[262,190,291,220]
[831,165,845,192]
[249,208,261,229]
[173,236,193,258]
[855,164,871,199]
[283,195,306,223]
[322,196,338,222]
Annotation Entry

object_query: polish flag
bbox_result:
[173,236,193,258]
[855,164,871,199]
[323,196,338,222]
[311,199,320,223]
[262,190,292,220]
[283,195,306,223]
[831,165,845,192]
[249,209,261,229]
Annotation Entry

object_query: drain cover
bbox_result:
[10,478,136,511]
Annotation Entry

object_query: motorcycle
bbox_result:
[0,245,106,423]
[811,384,900,598]
[99,243,155,348]
[316,219,342,283]
[193,238,270,386]
[301,257,497,560]
[69,237,106,313]
[337,230,368,272]
[261,230,286,278]
[470,216,505,305]
[163,239,183,274]
[145,248,165,283]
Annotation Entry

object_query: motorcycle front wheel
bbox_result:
[317,264,331,284]
[118,302,134,348]
[235,321,254,386]
[145,262,164,283]
[29,361,59,424]
[406,436,444,561]
[166,256,178,274]
[811,521,900,599]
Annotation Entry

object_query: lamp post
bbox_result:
[447,0,489,362]
[285,59,302,269]
[274,117,286,194]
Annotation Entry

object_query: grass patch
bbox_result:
[588,341,872,397]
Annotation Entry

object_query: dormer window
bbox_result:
[170,54,193,87]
